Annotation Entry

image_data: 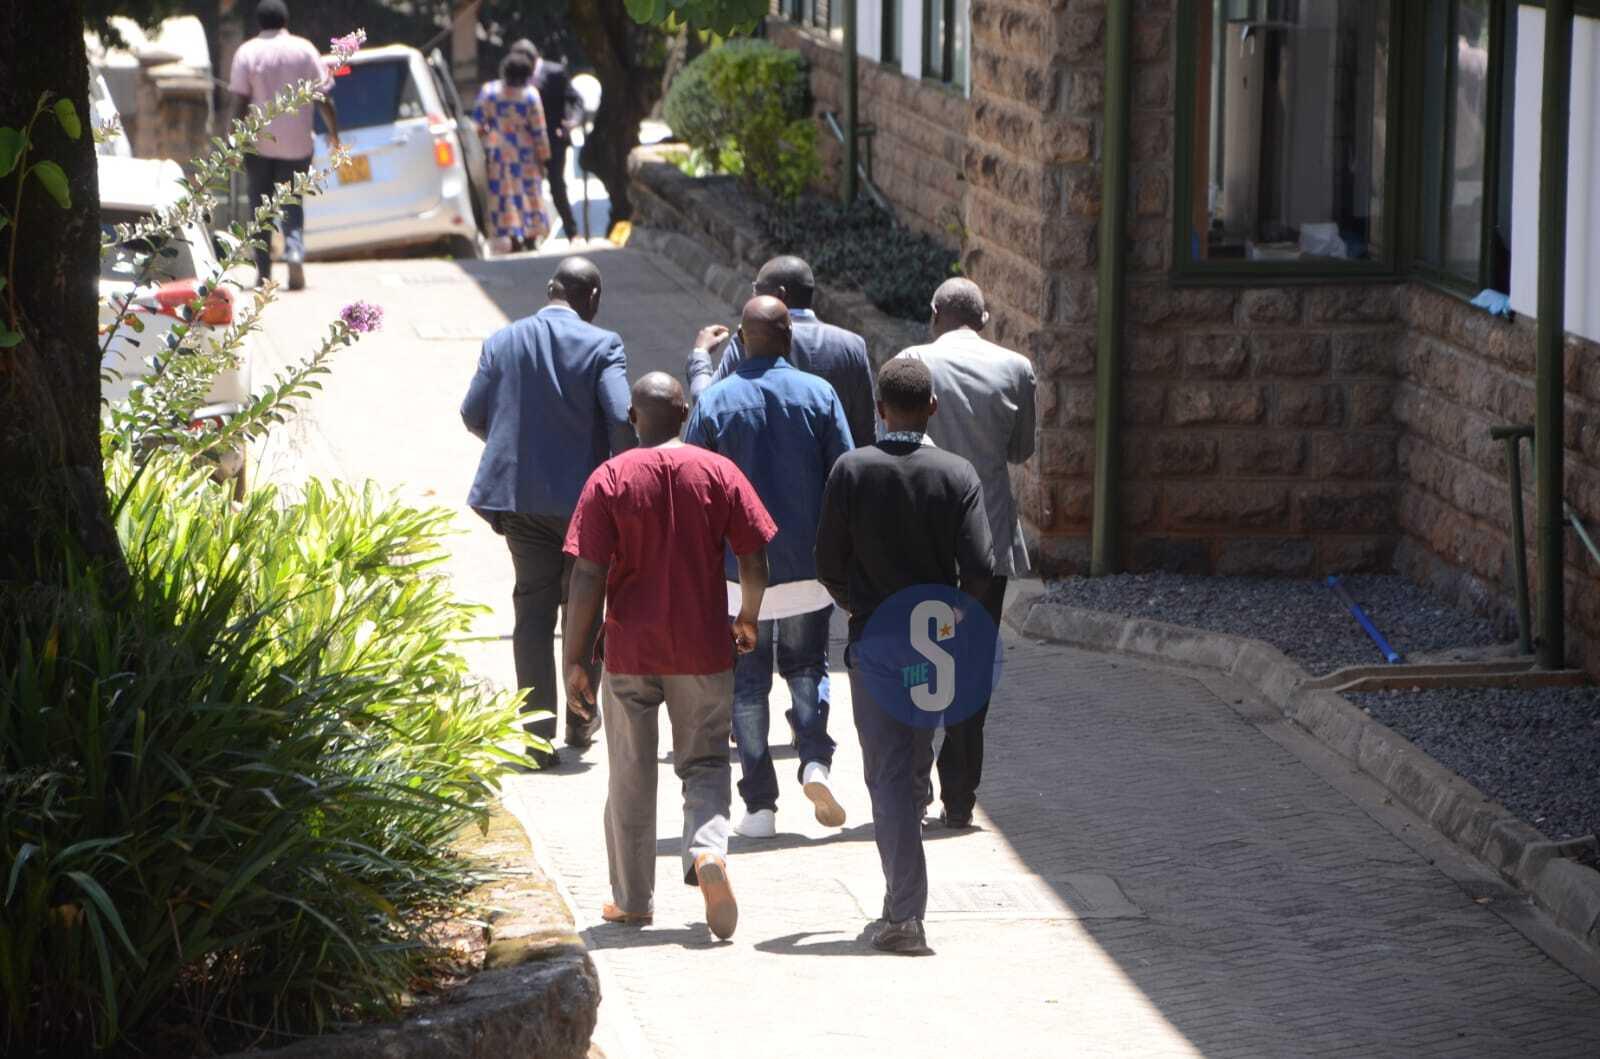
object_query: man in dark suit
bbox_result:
[461,257,635,766]
[510,39,582,241]
[686,255,877,448]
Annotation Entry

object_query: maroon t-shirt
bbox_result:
[564,443,777,675]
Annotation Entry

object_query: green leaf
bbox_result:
[67,871,143,965]
[53,98,81,141]
[5,843,38,904]
[0,328,22,349]
[0,128,22,178]
[31,160,70,209]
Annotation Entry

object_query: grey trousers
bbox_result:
[603,670,734,916]
[849,650,937,923]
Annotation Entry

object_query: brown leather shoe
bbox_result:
[693,853,738,940]
[600,902,652,925]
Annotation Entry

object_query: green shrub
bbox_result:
[759,197,961,322]
[663,38,808,163]
[0,455,522,1055]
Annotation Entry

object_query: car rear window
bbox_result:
[316,58,426,131]
[101,208,199,284]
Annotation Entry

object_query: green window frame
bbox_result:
[922,0,967,89]
[1172,0,1403,283]
[883,0,902,65]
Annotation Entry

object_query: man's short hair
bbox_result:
[501,53,534,87]
[509,38,540,60]
[878,357,934,413]
[256,0,289,30]
[932,278,986,327]
[755,255,815,307]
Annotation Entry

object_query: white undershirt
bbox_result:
[725,579,833,620]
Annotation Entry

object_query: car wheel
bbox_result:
[450,233,487,260]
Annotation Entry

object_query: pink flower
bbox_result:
[331,29,367,55]
[340,301,384,334]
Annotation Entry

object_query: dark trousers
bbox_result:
[849,647,936,924]
[243,153,311,280]
[547,137,578,237]
[501,512,600,743]
[932,576,1008,819]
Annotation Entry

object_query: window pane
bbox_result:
[1189,0,1390,264]
[1444,0,1491,277]
[951,0,969,90]
[924,0,947,81]
[883,0,901,65]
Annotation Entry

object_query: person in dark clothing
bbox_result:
[461,257,635,766]
[510,38,583,240]
[814,357,994,956]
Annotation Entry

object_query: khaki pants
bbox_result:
[602,670,734,915]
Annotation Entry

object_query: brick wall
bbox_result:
[1394,289,1600,670]
[768,19,966,245]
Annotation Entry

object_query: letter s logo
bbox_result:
[908,599,957,713]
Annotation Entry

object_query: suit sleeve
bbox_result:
[844,339,878,448]
[688,335,743,403]
[955,467,996,579]
[597,335,636,455]
[1010,359,1038,464]
[814,461,853,610]
[460,342,496,440]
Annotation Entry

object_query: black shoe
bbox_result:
[872,917,931,955]
[939,810,974,830]
[525,745,559,770]
[286,246,305,290]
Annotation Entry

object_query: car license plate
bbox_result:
[337,154,372,184]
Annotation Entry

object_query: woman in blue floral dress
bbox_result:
[473,53,551,252]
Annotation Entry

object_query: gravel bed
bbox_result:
[1044,573,1502,676]
[1348,686,1600,841]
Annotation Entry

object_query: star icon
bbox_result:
[939,623,954,638]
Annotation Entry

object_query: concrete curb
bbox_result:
[1005,595,1600,957]
[626,149,927,369]
[222,804,600,1059]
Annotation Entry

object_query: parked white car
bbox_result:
[304,44,488,259]
[99,156,256,481]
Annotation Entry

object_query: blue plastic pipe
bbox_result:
[1326,576,1402,664]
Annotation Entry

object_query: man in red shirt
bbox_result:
[563,372,775,941]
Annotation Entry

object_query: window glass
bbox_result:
[923,0,967,87]
[1187,0,1390,265]
[316,58,425,132]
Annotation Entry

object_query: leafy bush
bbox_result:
[759,197,961,322]
[663,39,816,200]
[0,454,522,1055]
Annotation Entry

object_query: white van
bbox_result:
[304,45,488,259]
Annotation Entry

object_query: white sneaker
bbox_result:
[802,762,847,827]
[735,808,776,838]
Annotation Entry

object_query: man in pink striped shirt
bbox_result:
[227,0,340,290]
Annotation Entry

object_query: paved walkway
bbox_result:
[261,246,1600,1057]
[504,600,1600,1058]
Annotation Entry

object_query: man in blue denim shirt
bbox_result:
[685,296,855,838]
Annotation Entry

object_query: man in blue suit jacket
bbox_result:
[686,255,877,448]
[462,257,636,766]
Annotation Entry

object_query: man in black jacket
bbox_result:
[511,39,582,240]
[814,357,995,955]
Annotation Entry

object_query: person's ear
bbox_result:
[876,398,887,422]
[775,284,788,305]
[628,406,638,425]
[588,289,602,318]
[977,310,990,332]
[928,394,939,419]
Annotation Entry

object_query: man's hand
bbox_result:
[695,324,731,353]
[731,614,759,654]
[565,663,596,721]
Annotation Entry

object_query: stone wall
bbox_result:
[1394,288,1600,670]
[767,19,967,245]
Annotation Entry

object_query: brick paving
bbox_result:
[502,612,1600,1059]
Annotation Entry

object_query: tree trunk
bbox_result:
[568,0,669,224]
[0,1,125,590]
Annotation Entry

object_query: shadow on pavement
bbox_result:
[752,927,879,957]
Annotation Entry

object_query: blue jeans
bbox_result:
[732,605,836,813]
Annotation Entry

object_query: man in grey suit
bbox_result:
[686,255,877,448]
[462,257,636,767]
[893,277,1036,828]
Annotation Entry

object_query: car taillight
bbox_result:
[434,137,455,168]
[139,278,234,326]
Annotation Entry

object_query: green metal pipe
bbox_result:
[1091,0,1132,576]
[1535,0,1573,668]
[842,0,859,204]
[1489,426,1533,654]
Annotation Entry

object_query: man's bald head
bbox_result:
[753,255,815,310]
[931,277,987,335]
[629,371,688,444]
[549,257,603,320]
[739,295,792,361]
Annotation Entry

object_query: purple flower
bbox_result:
[340,301,384,334]
[331,29,367,55]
